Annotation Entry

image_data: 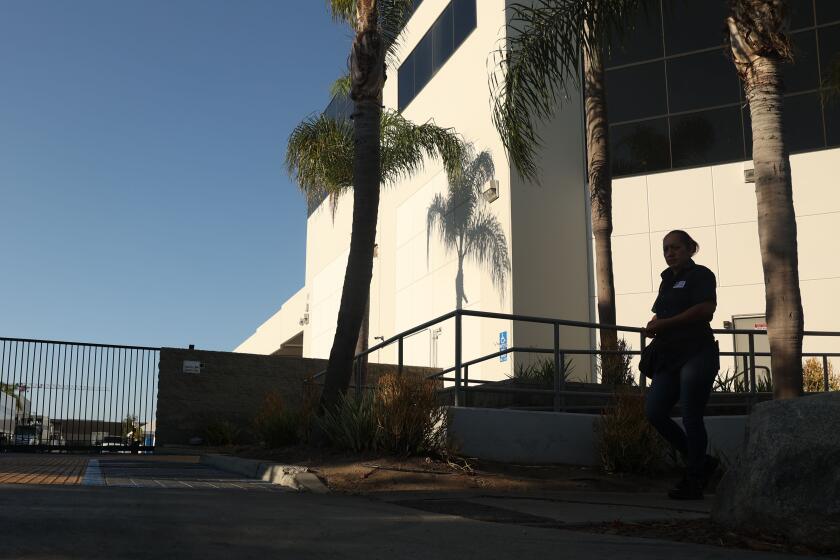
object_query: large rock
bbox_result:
[712,391,840,550]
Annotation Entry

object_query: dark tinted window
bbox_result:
[789,0,815,29]
[671,106,744,166]
[667,49,740,112]
[784,30,819,93]
[605,0,835,177]
[611,118,671,175]
[397,0,476,111]
[433,6,454,68]
[825,95,840,146]
[662,0,727,55]
[819,24,840,83]
[606,3,663,66]
[816,0,840,24]
[398,54,415,110]
[607,61,667,121]
[414,35,434,94]
[453,0,477,46]
[784,93,825,152]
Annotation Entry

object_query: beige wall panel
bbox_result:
[610,233,654,295]
[715,222,762,287]
[712,161,757,225]
[647,166,715,232]
[790,148,840,217]
[612,176,650,236]
[800,279,840,364]
[797,213,840,281]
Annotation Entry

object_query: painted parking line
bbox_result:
[81,459,105,486]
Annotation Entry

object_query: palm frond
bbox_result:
[466,209,511,293]
[330,74,352,97]
[286,110,465,211]
[380,111,465,186]
[286,113,354,207]
[489,0,646,181]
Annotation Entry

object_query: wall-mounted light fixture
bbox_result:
[482,179,500,203]
[743,161,755,183]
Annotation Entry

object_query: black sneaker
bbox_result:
[668,476,704,500]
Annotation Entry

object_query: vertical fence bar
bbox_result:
[823,355,830,393]
[397,338,404,377]
[553,323,562,411]
[35,343,45,445]
[748,333,757,410]
[61,345,70,448]
[463,365,470,407]
[47,343,57,447]
[639,333,647,391]
[1,340,8,446]
[454,312,462,407]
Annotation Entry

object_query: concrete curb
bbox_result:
[200,454,329,493]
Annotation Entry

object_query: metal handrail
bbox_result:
[308,308,840,405]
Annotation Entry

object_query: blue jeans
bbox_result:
[644,343,719,478]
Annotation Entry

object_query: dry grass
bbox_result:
[253,391,302,448]
[593,389,670,475]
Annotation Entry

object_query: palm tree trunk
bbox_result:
[728,15,804,399]
[743,60,805,398]
[320,0,385,412]
[583,44,618,378]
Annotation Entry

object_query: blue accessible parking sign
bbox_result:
[499,331,508,362]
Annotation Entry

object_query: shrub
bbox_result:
[314,373,447,456]
[510,357,575,385]
[205,419,240,447]
[598,338,635,386]
[253,391,300,448]
[376,373,446,455]
[314,390,379,453]
[803,357,840,392]
[594,389,669,474]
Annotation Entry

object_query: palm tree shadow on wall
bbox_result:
[426,149,511,310]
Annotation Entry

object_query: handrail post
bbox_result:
[553,323,562,412]
[748,333,756,409]
[454,311,462,407]
[639,332,647,391]
[398,337,404,377]
[464,364,470,407]
[823,355,830,392]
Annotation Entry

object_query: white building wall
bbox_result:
[606,147,840,376]
[235,286,307,355]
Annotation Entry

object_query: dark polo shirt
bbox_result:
[651,260,717,363]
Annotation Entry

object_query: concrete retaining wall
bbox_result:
[446,407,747,466]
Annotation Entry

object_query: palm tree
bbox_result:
[287,107,464,411]
[426,149,511,310]
[727,0,803,399]
[489,0,644,376]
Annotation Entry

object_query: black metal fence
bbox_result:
[0,337,159,452]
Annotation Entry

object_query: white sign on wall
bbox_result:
[182,360,202,374]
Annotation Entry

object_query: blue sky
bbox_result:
[0,1,351,350]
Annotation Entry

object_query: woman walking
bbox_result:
[644,230,720,500]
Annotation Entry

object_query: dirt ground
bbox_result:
[229,443,677,495]
[222,444,837,558]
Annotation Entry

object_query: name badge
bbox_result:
[673,280,686,288]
